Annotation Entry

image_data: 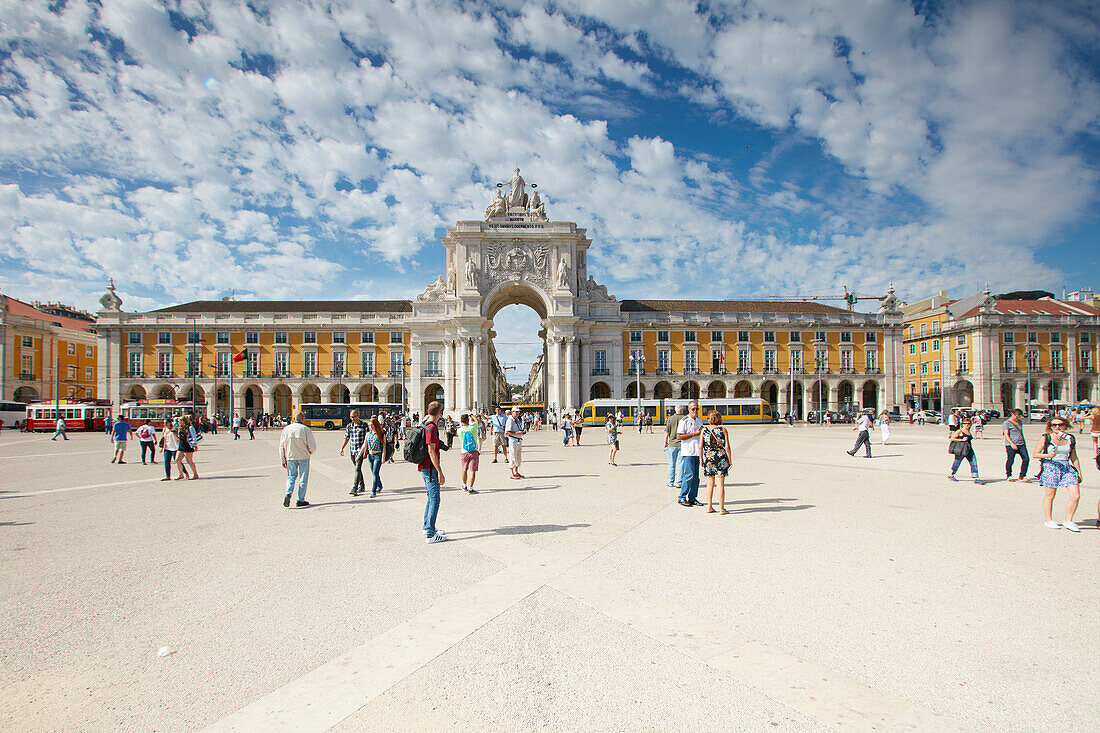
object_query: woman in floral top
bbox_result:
[606,415,619,466]
[701,410,732,514]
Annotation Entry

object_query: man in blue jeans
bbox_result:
[279,411,316,508]
[663,404,685,488]
[420,401,447,543]
[676,401,705,507]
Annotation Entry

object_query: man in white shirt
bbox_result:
[490,406,509,463]
[505,406,526,479]
[676,401,705,507]
[279,411,317,507]
[847,410,873,458]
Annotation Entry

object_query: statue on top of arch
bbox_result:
[483,168,549,221]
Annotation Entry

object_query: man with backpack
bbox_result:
[405,401,447,543]
[490,406,508,463]
[458,413,480,494]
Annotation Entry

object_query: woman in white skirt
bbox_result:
[879,410,892,445]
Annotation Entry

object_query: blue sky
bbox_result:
[1,0,1098,374]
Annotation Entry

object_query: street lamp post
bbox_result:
[207,363,218,423]
[401,357,413,416]
[630,353,645,427]
[186,316,201,421]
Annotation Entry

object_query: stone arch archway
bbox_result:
[626,382,647,399]
[300,384,321,403]
[424,383,444,414]
[127,385,147,401]
[272,384,292,418]
[1078,379,1093,404]
[330,383,350,403]
[838,380,854,409]
[590,382,610,399]
[733,380,752,398]
[707,380,726,398]
[761,381,779,407]
[654,381,673,399]
[358,384,379,402]
[387,384,405,404]
[14,386,38,402]
[242,385,262,416]
[154,384,176,400]
[861,381,878,410]
[1001,382,1015,412]
[680,381,700,400]
[954,380,974,408]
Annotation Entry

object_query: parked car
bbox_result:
[885,409,903,421]
[1029,408,1051,421]
[980,409,1001,420]
[918,409,942,424]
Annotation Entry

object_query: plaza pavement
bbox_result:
[0,420,1097,732]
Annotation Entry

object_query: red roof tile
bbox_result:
[3,295,98,332]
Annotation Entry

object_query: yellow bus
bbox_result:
[580,398,773,427]
[296,401,402,430]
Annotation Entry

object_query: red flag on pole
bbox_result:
[232,350,246,363]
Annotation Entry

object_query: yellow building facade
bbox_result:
[1,294,98,403]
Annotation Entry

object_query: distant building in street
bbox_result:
[1,293,99,403]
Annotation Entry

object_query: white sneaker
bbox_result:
[1061,521,1080,532]
[425,533,448,544]
[1043,521,1061,529]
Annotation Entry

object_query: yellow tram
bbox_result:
[579,398,773,427]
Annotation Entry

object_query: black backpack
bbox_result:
[403,422,430,464]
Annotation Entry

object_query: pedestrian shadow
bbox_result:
[724,504,814,515]
[472,484,560,493]
[724,496,792,504]
[200,475,267,480]
[447,523,591,541]
[0,520,33,526]
[539,473,597,479]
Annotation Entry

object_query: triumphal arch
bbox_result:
[96,169,904,418]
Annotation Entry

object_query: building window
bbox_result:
[629,331,642,343]
[1051,350,1063,371]
[789,332,801,342]
[20,335,34,348]
[390,332,404,344]
[684,349,698,373]
[594,350,607,371]
[186,351,199,376]
[361,331,374,343]
[909,363,917,377]
[763,331,776,343]
[427,351,440,373]
[737,348,750,372]
[21,354,33,377]
[66,342,75,355]
[684,331,697,343]
[274,332,288,344]
[216,351,229,376]
[815,331,826,342]
[657,349,670,373]
[932,360,940,374]
[920,324,927,337]
[332,332,346,344]
[128,333,141,345]
[158,352,172,375]
[1080,333,1090,343]
[332,351,346,376]
[957,352,968,372]
[920,362,928,375]
[932,322,940,334]
[1081,349,1092,370]
[302,332,316,344]
[158,332,171,345]
[957,335,967,346]
[909,343,916,355]
[1027,332,1038,343]
[303,352,317,376]
[932,339,940,351]
[390,351,405,374]
[217,332,230,344]
[814,347,828,370]
[85,367,93,381]
[274,351,288,376]
[790,349,803,371]
[246,332,260,344]
[909,382,916,396]
[128,352,142,375]
[85,345,93,357]
[841,350,853,371]
[1026,349,1039,371]
[907,326,915,339]
[840,332,852,343]
[361,352,375,375]
[1050,332,1061,343]
[63,364,74,379]
[711,331,723,342]
[187,332,201,344]
[1003,332,1014,343]
[920,341,928,353]
[764,349,776,372]
[866,349,878,371]
[1004,350,1015,371]
[865,332,877,343]
[737,331,750,343]
[657,331,669,343]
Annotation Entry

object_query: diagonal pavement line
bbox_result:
[549,564,971,733]
[2,463,283,499]
[202,486,673,733]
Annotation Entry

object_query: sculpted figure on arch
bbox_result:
[506,168,528,209]
[557,256,570,289]
[483,189,506,219]
[465,258,478,288]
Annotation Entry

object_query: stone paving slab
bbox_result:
[0,422,1097,731]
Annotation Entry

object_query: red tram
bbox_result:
[24,399,113,432]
